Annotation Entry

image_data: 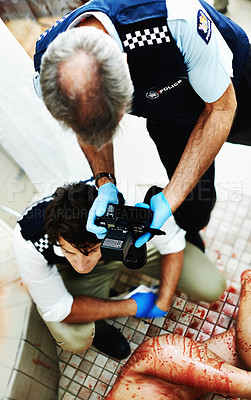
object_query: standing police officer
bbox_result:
[33,0,251,250]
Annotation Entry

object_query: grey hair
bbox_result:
[40,26,134,148]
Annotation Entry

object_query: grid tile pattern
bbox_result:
[57,192,251,400]
[0,218,59,400]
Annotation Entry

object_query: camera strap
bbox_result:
[147,227,166,236]
[144,185,166,239]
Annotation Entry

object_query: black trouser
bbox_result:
[147,45,251,233]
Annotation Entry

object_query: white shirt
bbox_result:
[13,184,185,323]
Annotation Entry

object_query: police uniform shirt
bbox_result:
[34,0,234,105]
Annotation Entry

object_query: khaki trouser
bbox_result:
[41,242,226,353]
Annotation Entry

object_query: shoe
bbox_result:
[185,231,205,252]
[109,288,119,297]
[92,320,131,360]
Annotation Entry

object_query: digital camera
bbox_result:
[95,203,164,269]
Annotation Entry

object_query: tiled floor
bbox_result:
[56,190,251,400]
[0,221,60,400]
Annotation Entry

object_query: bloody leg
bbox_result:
[236,269,251,370]
[105,334,251,400]
[105,271,251,400]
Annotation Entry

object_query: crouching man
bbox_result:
[13,181,226,359]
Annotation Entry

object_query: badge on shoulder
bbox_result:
[197,9,212,44]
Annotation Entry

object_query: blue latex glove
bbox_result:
[144,304,167,319]
[131,292,157,317]
[135,192,172,248]
[86,182,118,239]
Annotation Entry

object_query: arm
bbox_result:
[63,290,161,323]
[13,225,74,322]
[155,251,184,312]
[63,295,137,323]
[78,139,120,237]
[78,139,115,187]
[135,82,237,247]
[136,10,237,247]
[163,5,236,211]
[163,82,237,213]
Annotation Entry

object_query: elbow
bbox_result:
[226,82,237,116]
[231,92,237,116]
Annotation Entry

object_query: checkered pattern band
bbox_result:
[18,197,52,221]
[34,234,49,253]
[123,26,170,50]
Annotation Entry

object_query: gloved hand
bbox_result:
[130,292,167,318]
[144,303,167,319]
[130,292,157,317]
[135,192,172,248]
[86,182,118,239]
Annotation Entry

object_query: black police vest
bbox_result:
[18,198,70,266]
[34,0,249,130]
